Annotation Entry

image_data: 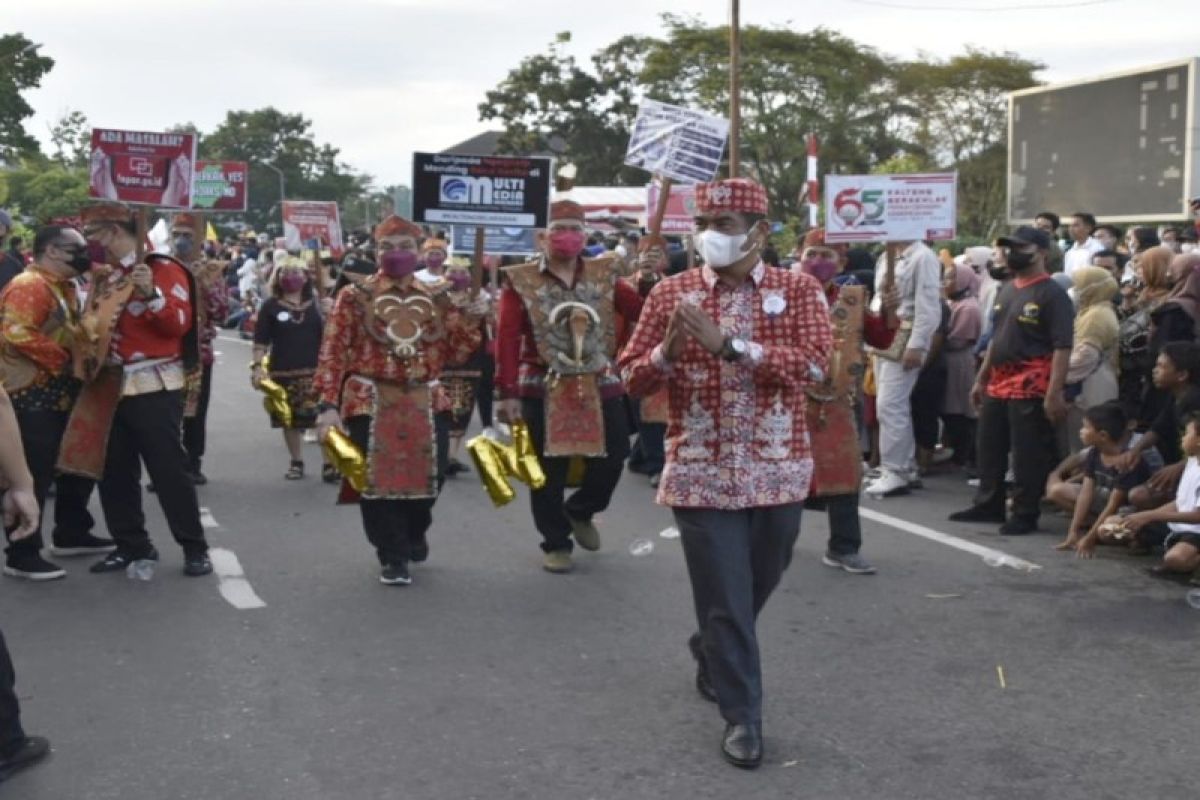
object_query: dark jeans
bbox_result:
[98,390,207,559]
[182,363,213,472]
[477,353,495,429]
[973,396,1058,521]
[522,396,630,553]
[4,409,96,560]
[675,504,802,726]
[911,365,947,451]
[0,627,23,752]
[942,414,976,466]
[628,412,666,476]
[805,493,862,556]
[347,413,449,566]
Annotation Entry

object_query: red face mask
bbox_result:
[380,249,418,279]
[86,240,109,265]
[547,229,585,260]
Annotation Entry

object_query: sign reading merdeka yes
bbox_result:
[412,153,552,228]
[824,173,958,244]
[624,99,730,184]
[191,161,249,212]
[88,128,197,208]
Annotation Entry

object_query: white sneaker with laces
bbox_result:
[865,468,910,497]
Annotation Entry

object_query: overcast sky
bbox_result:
[14,0,1200,189]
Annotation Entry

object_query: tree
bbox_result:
[0,157,90,222]
[48,109,90,168]
[198,107,370,231]
[0,33,55,163]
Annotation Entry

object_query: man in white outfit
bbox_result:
[866,241,943,497]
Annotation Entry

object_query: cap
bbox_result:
[549,200,585,223]
[695,178,769,217]
[80,202,132,227]
[171,213,198,231]
[421,237,449,254]
[996,225,1051,250]
[374,215,422,239]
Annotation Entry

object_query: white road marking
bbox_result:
[858,507,1042,572]
[208,547,267,610]
[199,507,219,529]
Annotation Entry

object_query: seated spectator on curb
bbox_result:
[1114,413,1200,581]
[1118,342,1200,510]
[1055,403,1153,557]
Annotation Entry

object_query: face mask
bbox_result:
[173,236,195,259]
[1006,250,1036,271]
[699,230,754,269]
[448,272,471,291]
[547,229,585,261]
[379,249,418,279]
[86,240,108,265]
[279,272,306,293]
[66,250,92,273]
[987,264,1011,281]
[424,253,446,271]
[1184,243,1197,254]
[801,256,839,284]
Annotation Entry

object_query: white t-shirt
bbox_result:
[414,269,443,285]
[1169,458,1200,535]
[1063,237,1104,277]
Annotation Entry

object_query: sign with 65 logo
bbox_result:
[825,173,957,244]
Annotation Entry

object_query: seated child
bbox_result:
[1113,412,1200,581]
[1056,403,1154,557]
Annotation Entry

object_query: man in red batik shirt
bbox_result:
[619,178,831,770]
[495,200,644,575]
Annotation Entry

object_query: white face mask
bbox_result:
[699,230,754,269]
[1183,243,1197,254]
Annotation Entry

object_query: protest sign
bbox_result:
[645,183,698,234]
[88,128,196,208]
[191,161,249,212]
[624,100,729,185]
[824,173,957,243]
[281,201,344,259]
[451,226,538,256]
[412,153,552,228]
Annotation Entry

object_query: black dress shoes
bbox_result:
[696,664,717,703]
[0,736,50,781]
[721,723,763,769]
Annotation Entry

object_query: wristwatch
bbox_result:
[720,336,748,362]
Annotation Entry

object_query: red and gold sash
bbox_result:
[57,366,123,480]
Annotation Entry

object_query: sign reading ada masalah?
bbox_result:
[88,128,197,209]
[412,153,552,228]
[824,173,957,244]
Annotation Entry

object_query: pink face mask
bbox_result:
[448,272,471,291]
[424,253,446,270]
[279,272,307,293]
[547,229,586,261]
[380,249,418,279]
[801,256,839,284]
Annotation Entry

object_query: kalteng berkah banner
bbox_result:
[191,161,249,212]
[88,128,197,209]
[281,201,345,259]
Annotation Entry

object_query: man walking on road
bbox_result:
[619,178,831,769]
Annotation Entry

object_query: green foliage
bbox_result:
[48,109,90,168]
[0,156,91,222]
[479,18,1042,239]
[0,33,55,162]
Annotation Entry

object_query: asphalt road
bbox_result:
[2,334,1197,799]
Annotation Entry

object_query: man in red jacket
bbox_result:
[62,202,211,576]
[495,200,644,574]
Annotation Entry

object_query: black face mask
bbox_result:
[987,265,1011,280]
[174,236,195,259]
[1006,250,1036,271]
[67,251,92,272]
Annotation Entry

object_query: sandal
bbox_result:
[321,463,339,484]
[285,461,305,480]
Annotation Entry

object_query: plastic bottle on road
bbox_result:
[1186,589,1200,610]
[628,538,655,557]
[126,559,156,581]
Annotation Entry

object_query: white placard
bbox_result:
[825,173,958,243]
[624,99,729,184]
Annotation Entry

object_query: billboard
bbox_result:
[825,173,957,244]
[281,201,344,259]
[1008,59,1200,223]
[88,128,196,208]
[412,153,552,228]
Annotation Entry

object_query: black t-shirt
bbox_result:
[253,296,324,373]
[1150,385,1200,464]
[989,274,1074,367]
[1083,443,1152,495]
[0,251,23,293]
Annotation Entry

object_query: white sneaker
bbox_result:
[865,469,910,497]
[931,447,955,465]
[303,430,317,443]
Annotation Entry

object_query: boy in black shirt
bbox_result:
[950,226,1074,535]
[1117,341,1200,509]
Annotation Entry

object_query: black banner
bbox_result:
[412,152,553,228]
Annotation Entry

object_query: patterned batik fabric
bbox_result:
[618,262,832,510]
[0,268,81,412]
[269,368,320,430]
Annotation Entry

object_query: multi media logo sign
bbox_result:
[438,175,526,208]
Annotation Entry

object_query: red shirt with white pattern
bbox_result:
[110,254,193,364]
[618,262,832,510]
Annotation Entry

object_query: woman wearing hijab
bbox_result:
[1066,266,1120,451]
[941,259,982,470]
[251,257,334,481]
[1139,250,1200,426]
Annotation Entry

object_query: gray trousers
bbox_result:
[674,503,803,726]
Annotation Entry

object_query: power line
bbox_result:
[846,0,1116,11]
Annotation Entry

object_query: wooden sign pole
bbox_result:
[471,226,486,298]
